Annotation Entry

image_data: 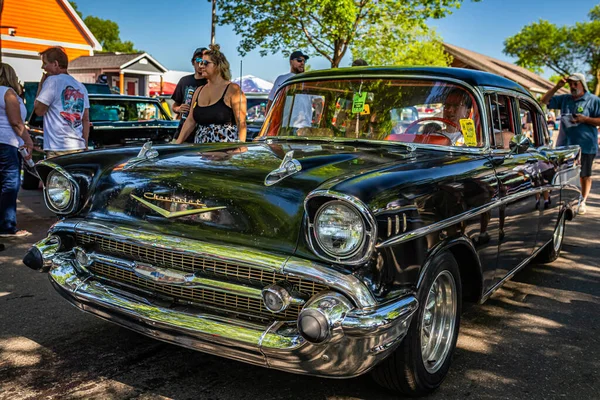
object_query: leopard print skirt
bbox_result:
[194,124,239,143]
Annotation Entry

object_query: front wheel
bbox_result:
[371,252,462,396]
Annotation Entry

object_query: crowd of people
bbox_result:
[1,42,599,240]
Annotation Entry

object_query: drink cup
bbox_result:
[18,147,35,168]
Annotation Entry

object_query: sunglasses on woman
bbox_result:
[195,58,213,66]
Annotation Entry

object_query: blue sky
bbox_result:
[75,0,598,82]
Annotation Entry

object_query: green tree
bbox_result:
[504,5,600,95]
[352,27,452,67]
[69,1,139,53]
[503,20,575,75]
[571,5,600,94]
[218,0,476,68]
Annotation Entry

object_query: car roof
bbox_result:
[284,66,530,96]
[89,94,159,101]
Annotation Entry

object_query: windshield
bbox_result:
[89,99,169,122]
[262,78,483,147]
[246,97,268,125]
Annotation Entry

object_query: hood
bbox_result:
[79,141,422,254]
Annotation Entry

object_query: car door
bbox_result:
[530,101,581,250]
[486,92,540,286]
[517,99,561,251]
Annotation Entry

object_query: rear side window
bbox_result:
[488,94,515,149]
[517,99,543,146]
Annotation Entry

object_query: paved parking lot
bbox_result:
[1,170,599,400]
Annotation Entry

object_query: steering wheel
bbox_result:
[404,117,461,144]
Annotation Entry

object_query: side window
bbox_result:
[487,93,516,149]
[517,99,542,146]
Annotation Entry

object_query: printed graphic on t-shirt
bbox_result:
[59,86,85,128]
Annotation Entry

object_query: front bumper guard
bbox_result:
[48,253,418,378]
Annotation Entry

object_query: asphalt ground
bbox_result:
[1,165,599,400]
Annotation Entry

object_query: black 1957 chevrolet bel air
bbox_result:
[23,67,581,396]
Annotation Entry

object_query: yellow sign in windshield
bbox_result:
[459,119,478,146]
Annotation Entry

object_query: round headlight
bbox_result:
[314,201,365,257]
[47,171,73,210]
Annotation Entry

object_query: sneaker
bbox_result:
[578,201,587,215]
[0,230,32,238]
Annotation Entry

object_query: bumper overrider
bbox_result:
[23,220,418,378]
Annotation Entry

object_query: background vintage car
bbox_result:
[23,67,581,397]
[23,93,178,189]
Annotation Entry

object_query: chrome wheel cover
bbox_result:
[420,270,457,373]
[553,215,565,253]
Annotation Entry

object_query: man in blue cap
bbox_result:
[542,73,600,214]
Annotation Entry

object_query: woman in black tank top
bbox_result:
[176,45,247,144]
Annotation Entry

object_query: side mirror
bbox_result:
[509,134,532,154]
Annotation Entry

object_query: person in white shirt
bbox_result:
[33,46,89,158]
[267,50,318,129]
[266,50,309,113]
[0,63,33,237]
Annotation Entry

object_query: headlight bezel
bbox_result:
[44,167,79,214]
[313,200,366,258]
[305,191,377,265]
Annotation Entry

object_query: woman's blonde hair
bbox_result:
[204,44,231,81]
[0,63,22,95]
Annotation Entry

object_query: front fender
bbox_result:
[416,236,483,302]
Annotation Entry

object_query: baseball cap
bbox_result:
[290,51,309,61]
[192,47,208,59]
[567,73,589,92]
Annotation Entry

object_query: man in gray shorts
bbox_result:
[541,73,600,214]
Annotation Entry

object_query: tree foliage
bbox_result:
[218,0,473,68]
[69,1,139,53]
[504,5,600,94]
[352,27,452,67]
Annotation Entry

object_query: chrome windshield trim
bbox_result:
[259,74,491,151]
[50,219,375,309]
[377,187,548,248]
[304,190,378,267]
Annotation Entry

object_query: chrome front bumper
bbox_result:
[30,221,418,378]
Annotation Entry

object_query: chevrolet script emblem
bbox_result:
[131,192,225,219]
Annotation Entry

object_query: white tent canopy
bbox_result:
[232,75,273,93]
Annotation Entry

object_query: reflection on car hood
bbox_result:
[92,120,179,129]
[80,141,437,253]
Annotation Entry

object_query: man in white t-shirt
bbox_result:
[33,46,90,158]
[267,50,317,129]
[266,50,309,113]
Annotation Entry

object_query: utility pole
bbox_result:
[210,0,216,45]
[0,0,4,63]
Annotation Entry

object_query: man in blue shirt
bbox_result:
[541,73,600,215]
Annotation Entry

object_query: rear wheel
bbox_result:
[372,252,461,396]
[535,212,566,264]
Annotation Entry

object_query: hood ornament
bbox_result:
[265,150,302,186]
[131,192,226,219]
[124,141,159,170]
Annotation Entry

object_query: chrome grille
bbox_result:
[88,262,302,321]
[77,233,330,321]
